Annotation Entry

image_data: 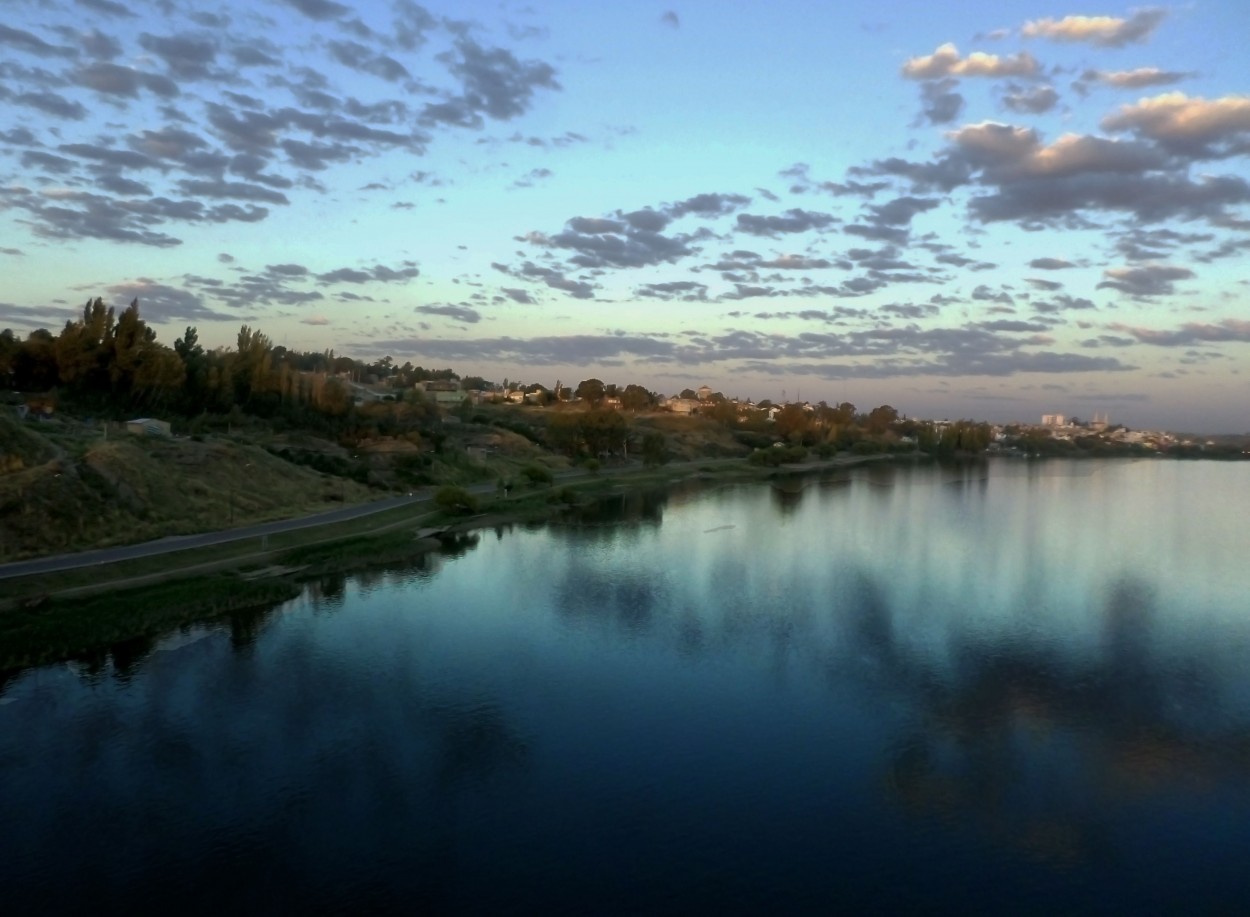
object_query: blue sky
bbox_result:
[2,0,1248,431]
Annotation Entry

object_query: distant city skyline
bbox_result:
[1,1,1248,432]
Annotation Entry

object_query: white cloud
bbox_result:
[1084,68,1188,89]
[1022,9,1166,47]
[1101,92,1250,156]
[902,43,1039,80]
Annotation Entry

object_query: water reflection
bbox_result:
[2,460,1249,912]
[769,480,807,514]
[227,603,278,649]
[552,486,670,534]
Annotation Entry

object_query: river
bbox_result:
[2,459,1249,914]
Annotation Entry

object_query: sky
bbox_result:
[1,1,1248,432]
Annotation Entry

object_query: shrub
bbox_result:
[641,431,670,466]
[434,485,479,514]
[520,463,553,485]
[748,445,808,466]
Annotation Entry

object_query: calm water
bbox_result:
[3,459,1249,914]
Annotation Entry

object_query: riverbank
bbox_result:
[0,452,906,671]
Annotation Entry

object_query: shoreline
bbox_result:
[8,449,1229,674]
[0,453,911,671]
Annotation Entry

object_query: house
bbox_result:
[348,382,388,405]
[125,417,172,437]
[665,397,700,415]
[419,380,466,406]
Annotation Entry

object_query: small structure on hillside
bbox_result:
[419,380,465,406]
[125,417,172,437]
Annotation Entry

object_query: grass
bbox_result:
[0,426,375,560]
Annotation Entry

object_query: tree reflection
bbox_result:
[769,481,807,515]
[551,488,669,537]
[108,633,155,682]
[227,604,277,650]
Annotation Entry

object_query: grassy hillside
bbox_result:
[0,416,372,559]
[0,405,758,560]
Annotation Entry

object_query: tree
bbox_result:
[642,431,669,466]
[54,298,112,392]
[575,378,606,406]
[545,412,583,456]
[706,399,739,427]
[866,404,899,435]
[579,408,628,457]
[109,299,156,398]
[546,408,629,458]
[774,403,811,442]
[12,329,58,390]
[0,329,17,386]
[620,384,654,412]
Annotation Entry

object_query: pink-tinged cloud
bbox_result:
[947,122,1167,179]
[1108,318,1250,346]
[1022,9,1166,47]
[1084,68,1188,89]
[902,43,1039,80]
[1102,92,1250,156]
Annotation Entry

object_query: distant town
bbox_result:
[2,302,1247,567]
[3,302,1248,470]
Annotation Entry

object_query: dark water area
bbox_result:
[3,459,1249,914]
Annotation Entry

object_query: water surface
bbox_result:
[3,459,1249,914]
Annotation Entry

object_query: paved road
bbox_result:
[0,468,579,581]
[0,491,436,580]
[0,456,756,582]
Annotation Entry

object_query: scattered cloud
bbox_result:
[1102,92,1250,158]
[415,303,481,323]
[736,208,838,236]
[1080,68,1189,90]
[902,43,1039,80]
[1021,9,1167,47]
[1097,263,1195,297]
[919,79,965,124]
[1002,85,1058,114]
[1108,318,1250,346]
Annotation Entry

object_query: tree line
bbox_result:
[1,298,994,457]
[0,299,457,446]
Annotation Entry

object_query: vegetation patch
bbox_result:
[0,575,299,672]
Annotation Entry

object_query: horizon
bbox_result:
[1,1,1248,434]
